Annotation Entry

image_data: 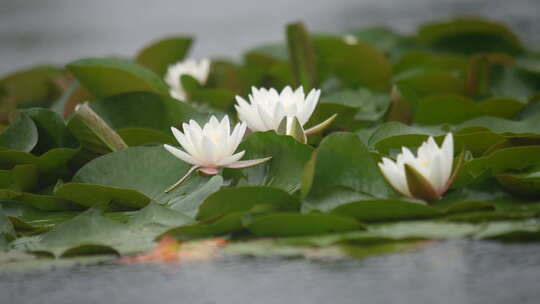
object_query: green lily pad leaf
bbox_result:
[456,115,540,136]
[474,220,540,240]
[245,213,363,237]
[313,36,392,91]
[331,199,440,221]
[34,209,152,257]
[0,66,65,108]
[243,51,293,89]
[477,97,526,118]
[397,71,465,110]
[54,183,148,209]
[415,95,480,125]
[162,211,245,239]
[127,202,195,237]
[302,132,394,212]
[0,148,78,179]
[417,18,524,55]
[347,27,411,58]
[226,131,313,193]
[0,164,38,192]
[15,192,83,211]
[394,51,468,77]
[368,122,445,154]
[167,175,223,218]
[58,146,208,209]
[0,200,77,231]
[307,88,389,133]
[197,186,300,220]
[286,22,318,90]
[246,42,289,61]
[368,221,481,239]
[369,123,505,157]
[135,36,193,76]
[181,75,236,111]
[67,58,169,98]
[117,128,176,146]
[0,113,38,152]
[0,206,16,247]
[24,108,79,154]
[456,146,540,187]
[89,92,199,133]
[496,169,540,198]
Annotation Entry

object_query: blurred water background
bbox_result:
[1,0,539,73]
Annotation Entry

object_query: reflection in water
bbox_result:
[0,0,539,73]
[2,240,540,304]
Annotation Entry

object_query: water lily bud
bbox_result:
[378,133,459,202]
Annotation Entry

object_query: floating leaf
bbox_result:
[167,175,223,218]
[245,213,363,237]
[456,146,540,187]
[226,131,313,193]
[497,169,540,198]
[34,209,151,257]
[25,108,79,154]
[417,18,524,55]
[0,66,65,108]
[332,199,439,221]
[0,113,38,152]
[57,146,209,209]
[302,132,394,212]
[135,37,193,76]
[197,186,300,220]
[313,36,392,91]
[67,58,169,98]
[90,91,198,134]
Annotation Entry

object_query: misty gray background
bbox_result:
[1,0,539,74]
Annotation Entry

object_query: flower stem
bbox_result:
[164,165,199,193]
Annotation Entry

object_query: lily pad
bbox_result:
[456,146,540,187]
[89,91,198,133]
[167,175,223,218]
[332,199,440,221]
[67,58,169,98]
[313,36,392,91]
[197,186,300,220]
[227,131,313,193]
[34,209,152,257]
[57,146,209,209]
[417,18,524,55]
[135,36,193,76]
[245,213,363,236]
[302,132,394,212]
[0,113,38,152]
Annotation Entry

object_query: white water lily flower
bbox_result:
[163,115,270,192]
[164,58,211,101]
[342,34,358,45]
[378,133,455,201]
[235,86,321,132]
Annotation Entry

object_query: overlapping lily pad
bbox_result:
[2,17,540,266]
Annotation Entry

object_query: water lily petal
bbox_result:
[163,144,199,166]
[225,156,272,169]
